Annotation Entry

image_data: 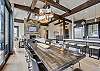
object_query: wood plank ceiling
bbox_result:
[10,0,100,25]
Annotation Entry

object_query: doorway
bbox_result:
[14,26,19,38]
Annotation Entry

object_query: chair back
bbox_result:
[30,57,39,71]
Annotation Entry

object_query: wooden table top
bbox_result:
[30,42,85,71]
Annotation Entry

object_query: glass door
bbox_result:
[0,0,5,65]
[4,6,9,55]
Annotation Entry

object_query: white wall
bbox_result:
[38,26,47,38]
[14,22,24,39]
[48,20,63,39]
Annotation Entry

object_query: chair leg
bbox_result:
[79,62,81,69]
[89,48,92,57]
[98,49,100,60]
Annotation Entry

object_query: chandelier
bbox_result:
[39,0,54,23]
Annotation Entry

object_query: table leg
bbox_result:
[89,48,92,57]
[79,62,81,69]
[98,49,100,60]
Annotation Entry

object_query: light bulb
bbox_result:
[95,18,97,22]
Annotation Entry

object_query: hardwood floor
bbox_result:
[2,48,28,71]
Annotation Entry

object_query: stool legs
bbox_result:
[89,48,92,57]
[98,49,100,60]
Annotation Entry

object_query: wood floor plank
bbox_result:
[2,48,28,71]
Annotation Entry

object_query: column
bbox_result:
[72,16,74,39]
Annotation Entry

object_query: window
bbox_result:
[5,6,9,55]
[74,27,84,39]
[0,0,4,50]
[88,24,98,37]
[14,26,19,37]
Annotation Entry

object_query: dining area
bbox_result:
[1,0,100,71]
[24,38,100,71]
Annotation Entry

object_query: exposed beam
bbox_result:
[48,19,58,24]
[54,21,63,25]
[40,0,71,12]
[14,4,72,23]
[14,18,24,23]
[62,0,100,17]
[27,0,37,21]
[63,21,66,38]
[50,0,100,24]
[54,14,72,23]
[48,14,72,24]
[14,18,48,26]
[14,3,39,14]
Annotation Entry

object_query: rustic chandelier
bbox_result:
[39,0,54,23]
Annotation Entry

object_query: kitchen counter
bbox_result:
[29,41,85,71]
[64,39,100,44]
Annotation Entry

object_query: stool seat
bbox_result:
[69,43,77,46]
[64,42,69,44]
[89,46,100,49]
[77,44,86,47]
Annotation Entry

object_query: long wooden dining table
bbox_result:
[29,40,85,71]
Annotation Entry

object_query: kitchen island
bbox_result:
[28,40,85,71]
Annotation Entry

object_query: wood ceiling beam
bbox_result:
[14,3,39,14]
[14,18,48,26]
[27,0,37,21]
[14,3,72,23]
[40,0,71,12]
[54,14,72,23]
[48,14,72,24]
[54,21,63,25]
[49,0,100,24]
[62,0,100,17]
[48,18,58,24]
[14,18,24,23]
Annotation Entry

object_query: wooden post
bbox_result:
[63,20,66,39]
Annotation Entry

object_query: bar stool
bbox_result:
[58,41,64,47]
[38,63,48,71]
[64,42,69,50]
[45,39,51,44]
[89,46,100,60]
[77,44,87,54]
[29,57,40,71]
[69,43,77,47]
[32,55,42,63]
[68,43,84,55]
[25,49,33,70]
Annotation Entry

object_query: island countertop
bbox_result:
[29,41,85,71]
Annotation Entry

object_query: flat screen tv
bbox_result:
[28,26,37,32]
